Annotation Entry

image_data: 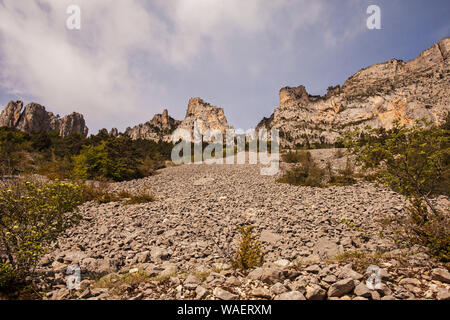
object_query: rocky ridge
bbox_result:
[125,109,181,142]
[175,97,231,142]
[257,37,450,147]
[0,101,88,137]
[123,98,231,143]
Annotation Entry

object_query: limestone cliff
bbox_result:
[257,37,450,147]
[173,97,231,142]
[0,101,88,137]
[125,109,181,142]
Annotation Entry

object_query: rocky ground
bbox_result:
[34,151,449,300]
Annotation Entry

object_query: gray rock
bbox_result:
[337,264,363,280]
[251,287,271,299]
[431,268,450,283]
[0,101,88,137]
[314,238,342,259]
[354,283,371,298]
[247,267,283,284]
[328,278,355,298]
[306,285,326,300]
[160,265,178,277]
[260,231,282,244]
[196,286,208,300]
[270,283,289,295]
[151,247,170,261]
[305,265,321,274]
[275,291,306,300]
[213,287,238,300]
[184,275,202,290]
[437,289,450,300]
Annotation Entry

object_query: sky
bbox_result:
[0,0,449,135]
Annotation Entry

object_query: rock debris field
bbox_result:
[38,154,450,300]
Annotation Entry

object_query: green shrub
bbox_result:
[72,142,118,181]
[0,127,173,182]
[281,150,310,163]
[342,119,450,261]
[232,226,264,270]
[328,157,357,186]
[81,184,155,205]
[399,197,450,261]
[0,180,83,288]
[124,192,155,205]
[277,151,325,187]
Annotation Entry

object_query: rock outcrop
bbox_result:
[125,109,181,142]
[173,97,231,142]
[126,98,231,143]
[257,37,450,147]
[0,101,88,137]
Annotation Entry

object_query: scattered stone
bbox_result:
[274,259,291,268]
[328,279,355,298]
[431,268,450,284]
[354,283,371,298]
[270,283,288,296]
[213,288,238,300]
[275,291,306,300]
[305,265,321,274]
[196,286,208,300]
[338,264,363,281]
[305,285,326,300]
[251,287,271,299]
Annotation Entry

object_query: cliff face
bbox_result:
[257,37,450,147]
[126,98,231,143]
[125,109,181,142]
[0,101,89,137]
[174,97,231,142]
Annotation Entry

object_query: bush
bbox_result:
[0,127,173,182]
[124,192,156,205]
[0,180,83,288]
[72,142,118,181]
[232,226,264,270]
[281,150,310,163]
[342,119,450,261]
[397,197,450,261]
[328,157,357,186]
[277,151,325,187]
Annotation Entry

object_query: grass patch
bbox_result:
[281,150,311,163]
[333,250,367,261]
[277,151,325,187]
[92,271,152,295]
[82,184,155,205]
[123,192,156,205]
[331,250,387,273]
[278,153,357,188]
[327,158,357,186]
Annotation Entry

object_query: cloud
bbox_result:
[0,0,365,133]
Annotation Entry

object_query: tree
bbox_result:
[0,181,83,287]
[341,119,449,261]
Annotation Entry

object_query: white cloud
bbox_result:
[0,0,364,133]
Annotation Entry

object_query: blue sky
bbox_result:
[0,0,449,135]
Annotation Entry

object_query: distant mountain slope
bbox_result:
[125,97,231,142]
[0,101,88,137]
[257,37,450,147]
